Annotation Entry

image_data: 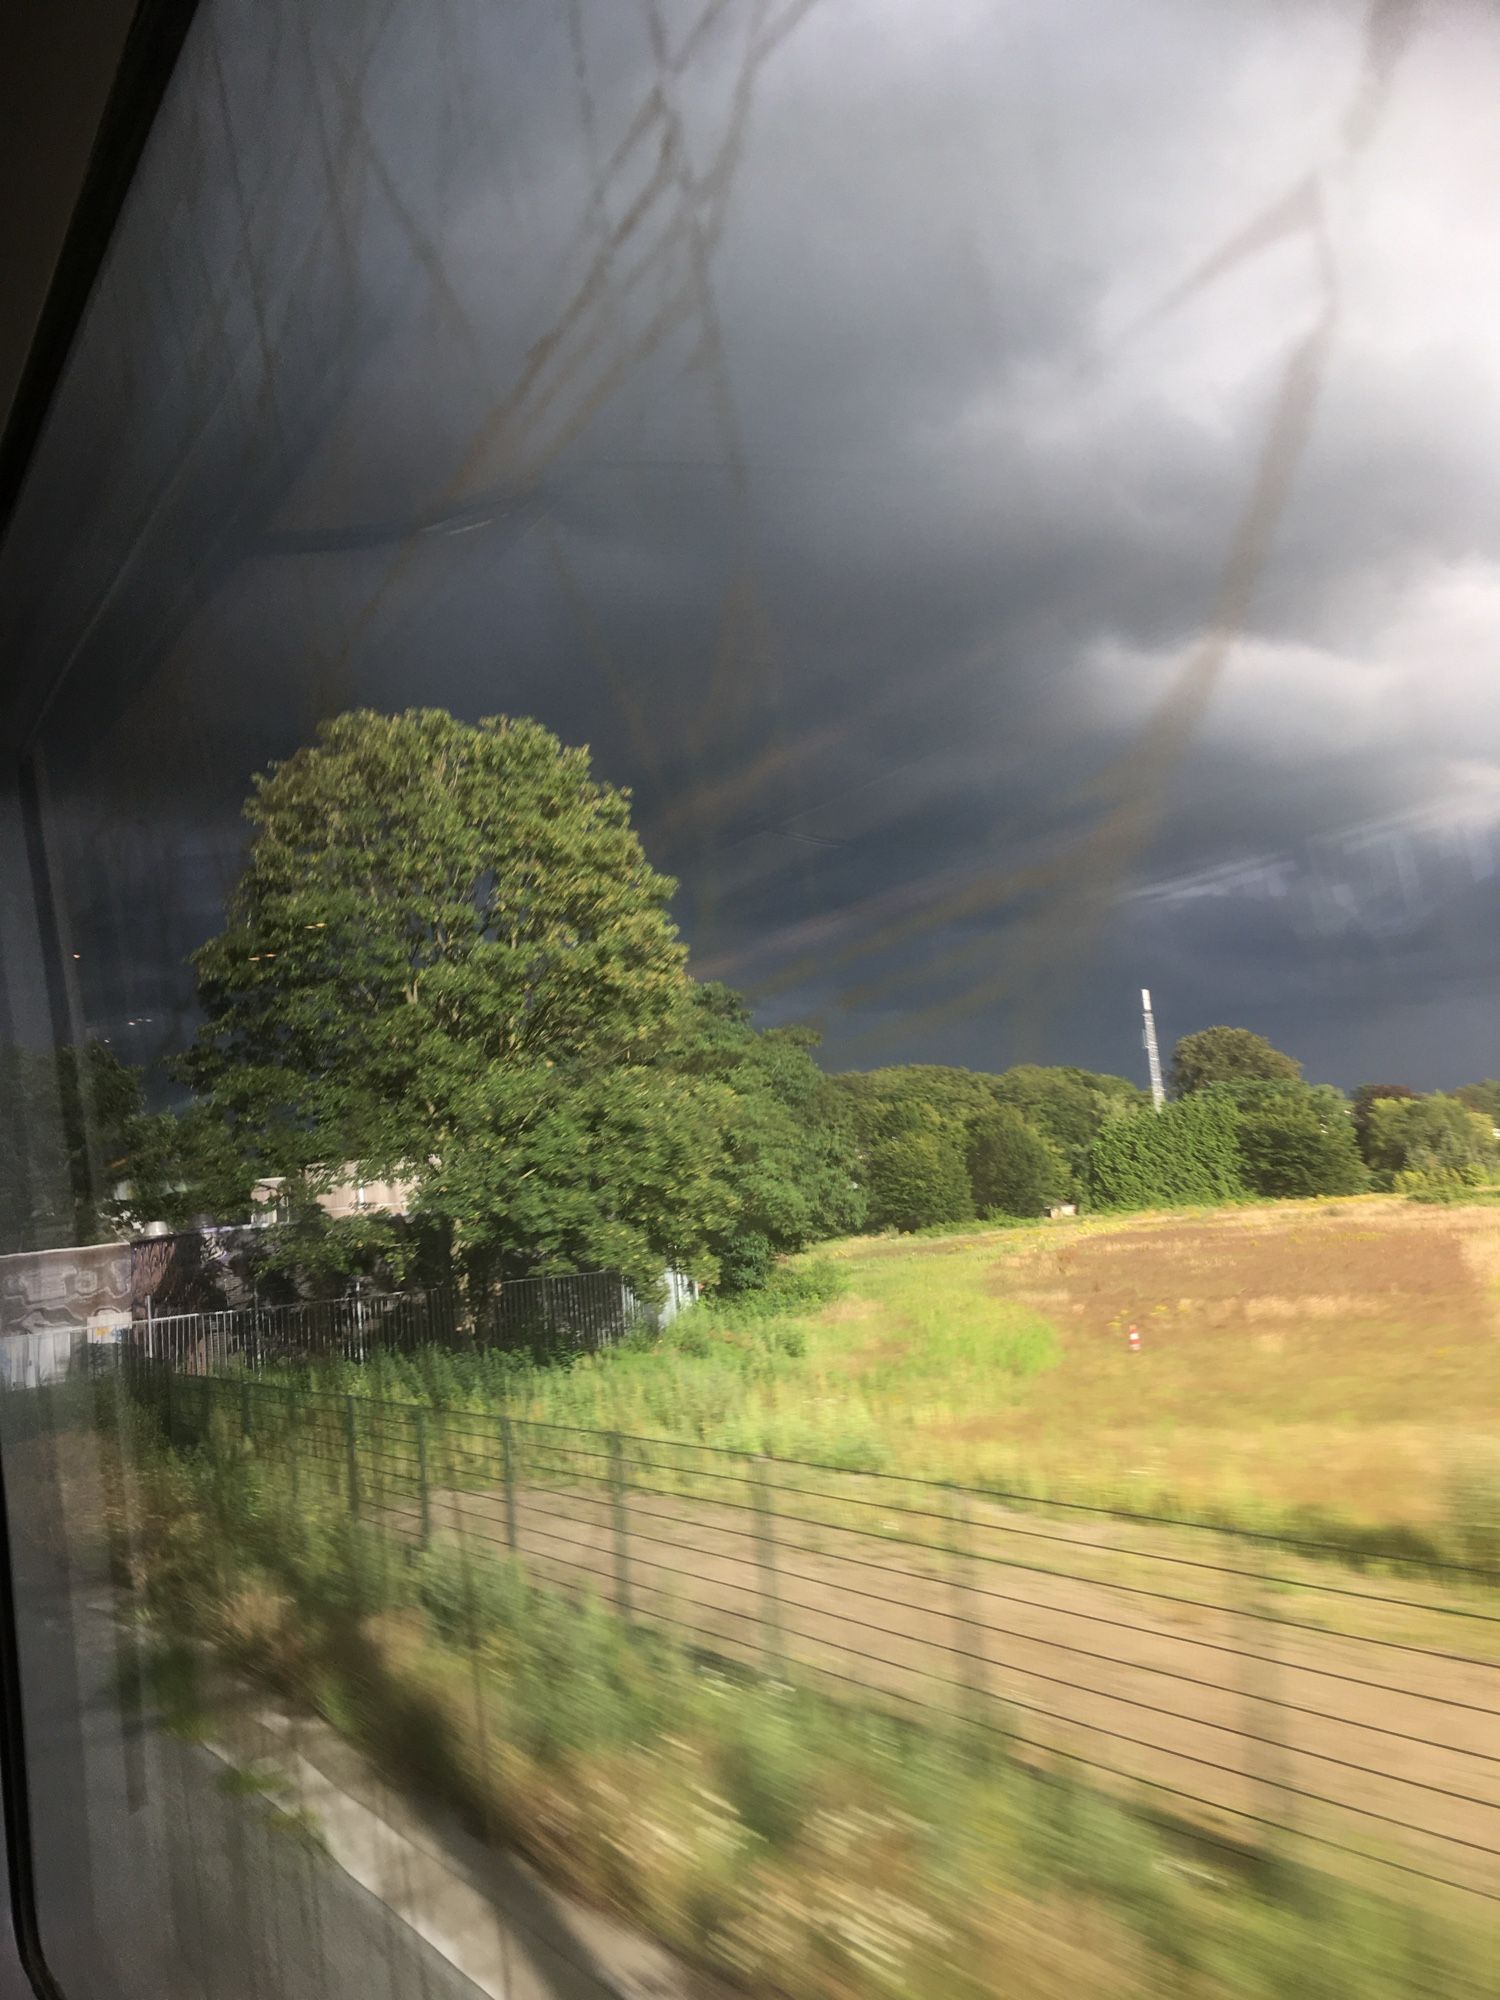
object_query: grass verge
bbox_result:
[110,1382,1500,2000]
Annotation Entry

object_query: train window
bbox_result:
[3,3,1500,1997]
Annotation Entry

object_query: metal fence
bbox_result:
[129,1267,661,1373]
[480,1270,645,1351]
[133,1288,457,1372]
[145,1369,1500,1910]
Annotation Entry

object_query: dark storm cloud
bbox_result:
[5,0,1500,1088]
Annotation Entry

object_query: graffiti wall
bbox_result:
[129,1226,261,1318]
[0,1240,132,1387]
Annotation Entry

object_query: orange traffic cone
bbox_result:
[1128,1325,1141,1353]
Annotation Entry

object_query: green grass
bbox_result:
[264,1195,1500,1563]
[280,1240,1064,1475]
[110,1395,1500,2000]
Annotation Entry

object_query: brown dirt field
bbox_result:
[937,1201,1500,1527]
[1000,1207,1493,1346]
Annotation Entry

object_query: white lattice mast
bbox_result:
[1141,988,1166,1111]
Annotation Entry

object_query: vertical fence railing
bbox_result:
[415,1407,431,1550]
[128,1289,456,1375]
[123,1269,650,1377]
[474,1269,647,1355]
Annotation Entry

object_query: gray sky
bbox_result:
[5,0,1499,1090]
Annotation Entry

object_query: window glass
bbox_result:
[3,4,1500,1996]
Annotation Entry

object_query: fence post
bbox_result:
[609,1431,632,1621]
[947,1488,988,1761]
[344,1394,361,1516]
[499,1415,519,1552]
[415,1408,431,1551]
[96,1358,147,1813]
[752,1457,783,1667]
[1241,1563,1290,1871]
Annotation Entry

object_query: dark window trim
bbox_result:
[0,9,202,1991]
[0,0,201,641]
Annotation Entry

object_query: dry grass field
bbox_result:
[826,1198,1500,1547]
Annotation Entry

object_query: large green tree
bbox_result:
[183,709,736,1292]
[828,1065,1003,1149]
[1455,1081,1500,1125]
[0,1039,150,1250]
[1168,1026,1302,1097]
[991,1064,1146,1192]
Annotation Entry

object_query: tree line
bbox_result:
[3,710,1496,1289]
[831,1027,1499,1230]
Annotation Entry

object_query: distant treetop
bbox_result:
[1168,1026,1301,1098]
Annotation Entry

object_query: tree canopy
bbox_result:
[864,1128,974,1233]
[1363,1095,1498,1189]
[181,709,734,1290]
[1086,1094,1247,1209]
[827,1060,1143,1212]
[1350,1083,1419,1160]
[670,985,864,1289]
[1221,1082,1367,1197]
[1168,1027,1302,1097]
[828,1066,1004,1149]
[1455,1081,1500,1125]
[991,1064,1145,1191]
[0,1040,146,1251]
[966,1106,1065,1218]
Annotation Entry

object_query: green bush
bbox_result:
[1085,1094,1247,1209]
[966,1106,1066,1216]
[1395,1166,1483,1202]
[692,1256,843,1326]
[714,1229,776,1294]
[417,1544,531,1646]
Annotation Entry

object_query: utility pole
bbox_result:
[1141,988,1166,1111]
